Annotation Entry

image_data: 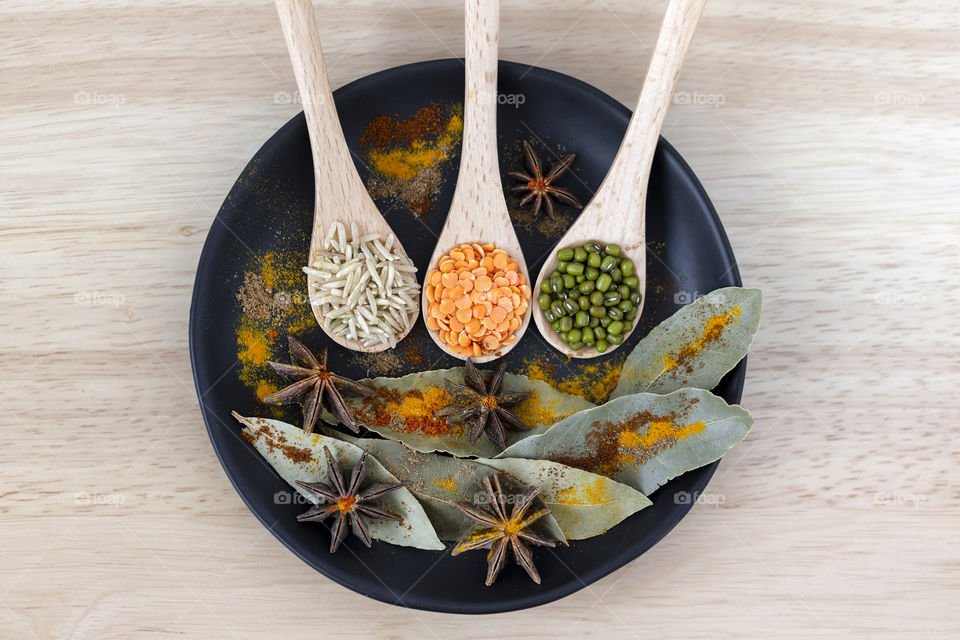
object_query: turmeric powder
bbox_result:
[361,102,463,216]
[662,306,742,374]
[235,250,316,402]
[618,419,706,449]
[522,359,623,405]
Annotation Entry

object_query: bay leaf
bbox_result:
[233,413,444,551]
[496,388,754,495]
[326,430,649,541]
[331,368,595,458]
[477,458,652,540]
[320,432,565,543]
[612,287,763,398]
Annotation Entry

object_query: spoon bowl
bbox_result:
[534,228,647,359]
[422,0,531,363]
[276,0,419,352]
[533,0,707,358]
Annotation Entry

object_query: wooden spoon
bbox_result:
[421,0,531,363]
[532,0,707,359]
[276,0,419,352]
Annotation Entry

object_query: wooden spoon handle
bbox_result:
[275,0,373,238]
[449,0,509,229]
[591,0,707,215]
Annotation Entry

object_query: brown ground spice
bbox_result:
[352,385,464,439]
[234,250,315,407]
[663,306,743,375]
[243,423,314,464]
[237,271,291,323]
[367,164,443,216]
[508,196,572,238]
[395,327,430,367]
[352,350,405,377]
[360,102,462,216]
[360,104,451,150]
[549,397,701,473]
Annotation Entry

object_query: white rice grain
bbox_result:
[304,226,419,349]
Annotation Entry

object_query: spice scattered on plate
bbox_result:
[425,243,531,357]
[361,102,463,216]
[303,221,419,349]
[538,241,641,352]
[235,251,317,402]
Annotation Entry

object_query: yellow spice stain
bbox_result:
[511,391,558,427]
[556,476,612,506]
[236,251,316,400]
[618,419,707,449]
[259,253,280,289]
[522,360,623,405]
[360,386,464,439]
[614,453,637,467]
[370,382,548,437]
[454,530,497,552]
[238,326,269,366]
[436,477,457,491]
[254,380,279,401]
[391,386,450,416]
[368,113,463,181]
[661,306,742,373]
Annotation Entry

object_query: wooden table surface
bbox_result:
[2,0,957,637]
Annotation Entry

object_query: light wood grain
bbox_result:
[277,0,419,351]
[533,0,706,358]
[423,0,532,362]
[1,0,958,638]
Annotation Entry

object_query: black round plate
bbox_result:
[190,59,744,614]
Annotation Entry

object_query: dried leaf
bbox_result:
[477,458,651,540]
[325,431,649,540]
[497,388,754,495]
[613,287,763,398]
[318,433,564,543]
[233,413,444,551]
[328,368,595,458]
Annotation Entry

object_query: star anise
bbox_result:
[451,474,556,585]
[263,335,373,434]
[296,446,403,553]
[508,140,581,219]
[437,358,533,451]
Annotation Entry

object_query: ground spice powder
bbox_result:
[236,250,316,403]
[662,305,743,375]
[352,385,464,439]
[345,378,561,442]
[550,398,704,475]
[243,421,315,465]
[361,102,463,216]
[555,475,614,506]
[522,359,624,405]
